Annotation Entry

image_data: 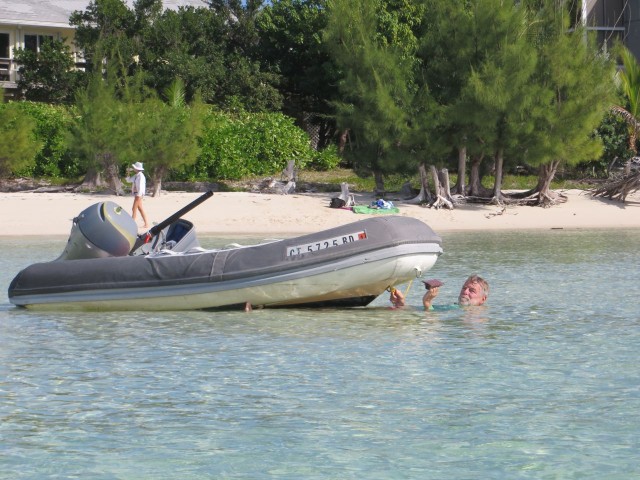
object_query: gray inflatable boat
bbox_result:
[8,194,443,311]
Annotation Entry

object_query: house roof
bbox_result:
[0,1,207,29]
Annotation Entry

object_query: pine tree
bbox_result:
[124,78,206,196]
[417,0,480,195]
[68,70,130,194]
[460,0,540,204]
[518,1,616,206]
[325,0,418,192]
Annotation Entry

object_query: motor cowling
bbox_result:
[56,201,138,260]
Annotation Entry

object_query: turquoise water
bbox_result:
[1,229,640,479]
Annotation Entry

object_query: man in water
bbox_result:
[390,275,489,310]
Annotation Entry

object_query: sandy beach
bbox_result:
[2,189,639,237]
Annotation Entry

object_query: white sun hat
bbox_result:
[131,162,144,171]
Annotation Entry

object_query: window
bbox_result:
[24,34,54,53]
[0,33,9,58]
[594,0,625,27]
[0,33,10,81]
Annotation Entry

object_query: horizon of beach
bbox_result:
[1,188,639,237]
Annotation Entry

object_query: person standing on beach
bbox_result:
[390,275,489,310]
[125,162,150,229]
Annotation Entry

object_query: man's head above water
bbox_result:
[458,275,489,306]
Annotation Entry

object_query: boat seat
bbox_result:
[166,221,191,243]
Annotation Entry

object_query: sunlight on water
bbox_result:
[1,229,640,478]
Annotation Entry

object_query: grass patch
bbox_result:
[296,168,591,193]
[298,168,413,192]
[29,168,592,193]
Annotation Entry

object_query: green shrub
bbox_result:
[0,102,40,175]
[9,102,78,178]
[308,144,341,171]
[188,111,314,180]
[589,112,631,177]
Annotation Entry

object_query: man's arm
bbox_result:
[422,286,440,310]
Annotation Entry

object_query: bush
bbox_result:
[0,102,39,175]
[589,112,632,177]
[187,111,315,180]
[308,144,341,171]
[9,102,78,178]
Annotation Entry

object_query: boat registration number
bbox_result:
[287,231,367,257]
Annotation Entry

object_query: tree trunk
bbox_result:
[430,165,453,209]
[439,168,453,200]
[536,162,554,198]
[452,144,467,195]
[491,148,505,204]
[468,155,481,196]
[406,163,432,204]
[77,166,104,191]
[152,178,162,197]
[152,166,167,197]
[430,164,441,195]
[338,129,350,153]
[77,153,123,194]
[373,169,385,195]
[104,159,124,196]
[504,161,567,205]
[535,160,566,206]
[468,154,492,197]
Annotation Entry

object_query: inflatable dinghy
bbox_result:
[8,192,443,311]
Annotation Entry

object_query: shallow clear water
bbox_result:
[2,229,640,479]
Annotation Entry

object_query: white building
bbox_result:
[580,0,634,54]
[0,0,205,92]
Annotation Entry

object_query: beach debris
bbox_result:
[485,206,506,219]
[590,168,640,203]
[407,164,455,209]
[337,182,355,207]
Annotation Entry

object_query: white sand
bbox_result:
[2,189,639,237]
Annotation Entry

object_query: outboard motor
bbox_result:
[57,201,138,260]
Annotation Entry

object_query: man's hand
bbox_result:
[389,288,406,308]
[423,286,440,310]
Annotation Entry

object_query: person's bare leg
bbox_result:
[139,201,150,228]
[133,196,149,228]
[131,198,138,222]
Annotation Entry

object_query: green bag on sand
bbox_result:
[352,205,400,215]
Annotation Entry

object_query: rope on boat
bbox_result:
[403,279,414,298]
[386,266,423,298]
